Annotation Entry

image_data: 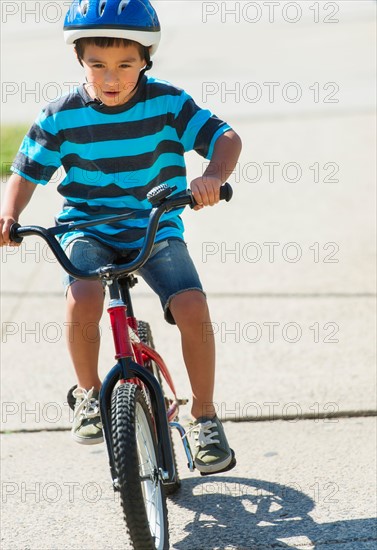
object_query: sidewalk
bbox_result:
[1,418,376,549]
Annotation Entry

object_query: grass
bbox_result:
[0,125,29,178]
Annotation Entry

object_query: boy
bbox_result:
[0,0,242,474]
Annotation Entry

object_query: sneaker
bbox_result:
[187,415,235,474]
[69,386,104,445]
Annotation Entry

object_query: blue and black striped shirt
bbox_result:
[12,75,231,249]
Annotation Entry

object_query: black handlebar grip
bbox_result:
[191,182,233,208]
[190,182,233,208]
[219,182,233,202]
[9,223,23,244]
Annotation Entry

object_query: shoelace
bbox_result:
[185,420,220,448]
[72,387,100,420]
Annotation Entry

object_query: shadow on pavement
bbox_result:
[170,476,377,549]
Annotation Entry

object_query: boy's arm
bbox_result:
[190,129,242,209]
[0,174,37,246]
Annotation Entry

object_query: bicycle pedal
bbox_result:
[170,421,195,472]
[199,450,237,477]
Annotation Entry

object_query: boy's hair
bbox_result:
[74,37,149,66]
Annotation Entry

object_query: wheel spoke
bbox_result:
[135,402,163,544]
[137,320,181,497]
[111,383,168,549]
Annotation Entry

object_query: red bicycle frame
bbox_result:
[107,299,179,422]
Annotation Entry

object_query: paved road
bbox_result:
[1,1,376,549]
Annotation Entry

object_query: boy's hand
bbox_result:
[0,174,37,246]
[0,216,19,247]
[190,177,223,211]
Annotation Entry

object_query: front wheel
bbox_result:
[111,383,169,550]
[138,320,181,496]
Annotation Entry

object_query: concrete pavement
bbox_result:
[1,418,376,549]
[1,1,376,548]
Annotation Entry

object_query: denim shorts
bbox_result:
[62,237,204,325]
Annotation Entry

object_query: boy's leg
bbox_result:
[66,280,104,391]
[62,237,115,445]
[169,290,216,420]
[170,290,234,473]
[137,239,235,473]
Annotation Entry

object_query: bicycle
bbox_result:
[10,182,235,550]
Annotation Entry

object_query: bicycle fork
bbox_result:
[99,283,178,489]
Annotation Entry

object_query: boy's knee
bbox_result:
[67,281,104,317]
[170,290,208,326]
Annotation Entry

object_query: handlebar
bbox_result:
[9,183,233,281]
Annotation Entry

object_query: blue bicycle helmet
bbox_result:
[64,0,161,55]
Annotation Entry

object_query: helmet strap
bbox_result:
[131,59,152,93]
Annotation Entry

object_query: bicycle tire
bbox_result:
[111,383,169,550]
[138,320,181,496]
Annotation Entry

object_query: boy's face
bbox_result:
[80,43,147,107]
